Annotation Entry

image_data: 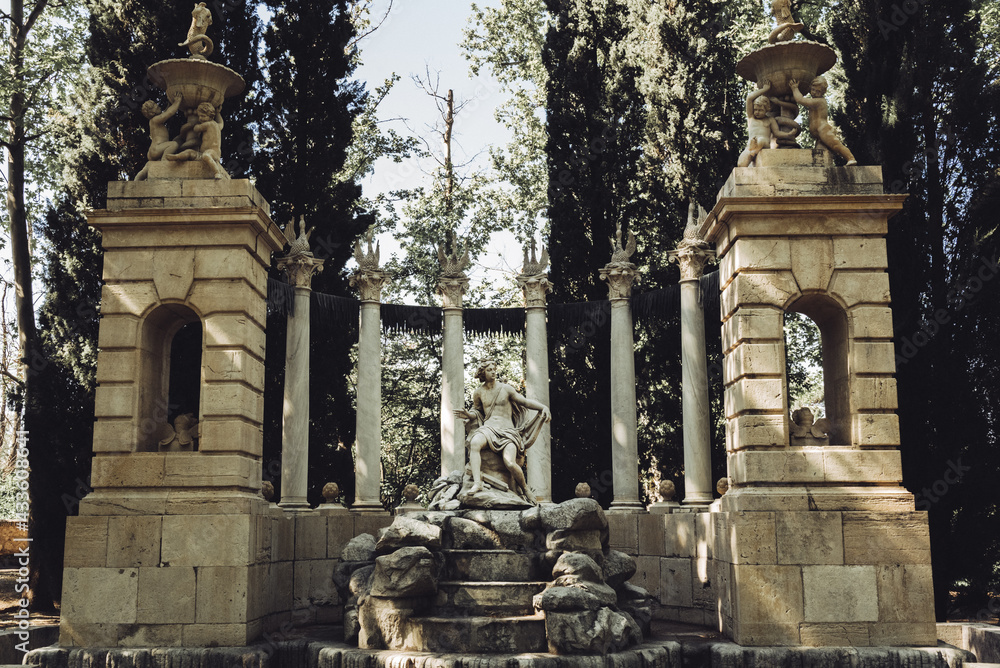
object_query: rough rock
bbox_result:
[375,517,442,554]
[609,610,643,652]
[370,546,439,598]
[546,529,603,552]
[549,577,617,607]
[533,586,606,612]
[617,582,650,601]
[358,596,416,650]
[488,510,540,550]
[603,550,637,588]
[551,552,603,583]
[343,606,360,644]
[459,485,534,509]
[349,564,375,597]
[447,516,504,549]
[619,599,652,637]
[545,607,614,655]
[341,533,377,562]
[521,498,607,532]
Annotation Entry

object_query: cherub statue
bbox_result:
[135,93,183,181]
[179,2,214,59]
[790,407,832,446]
[739,79,799,167]
[166,101,230,179]
[157,413,200,451]
[453,360,551,504]
[769,0,804,43]
[790,77,857,165]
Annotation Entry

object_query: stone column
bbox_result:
[350,231,389,512]
[437,231,471,477]
[669,212,715,507]
[517,240,553,503]
[599,224,644,513]
[276,230,325,509]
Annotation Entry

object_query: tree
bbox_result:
[825,0,1000,616]
[257,0,371,506]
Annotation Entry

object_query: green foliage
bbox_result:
[784,312,824,413]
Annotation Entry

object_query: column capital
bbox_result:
[277,252,325,289]
[517,274,552,307]
[437,276,470,309]
[350,229,388,301]
[668,239,715,282]
[599,263,639,301]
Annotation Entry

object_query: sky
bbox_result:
[351,0,523,290]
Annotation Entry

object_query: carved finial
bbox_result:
[353,228,380,272]
[179,2,215,59]
[283,216,314,256]
[682,200,704,242]
[438,229,471,278]
[609,223,636,264]
[521,238,549,276]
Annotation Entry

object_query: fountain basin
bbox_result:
[147,58,245,109]
[736,41,837,96]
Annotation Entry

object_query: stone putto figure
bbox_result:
[165,101,229,179]
[453,360,551,505]
[179,2,214,59]
[157,413,200,452]
[790,407,832,446]
[769,0,805,43]
[135,93,183,181]
[790,76,858,165]
[739,79,800,167]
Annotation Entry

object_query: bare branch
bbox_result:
[23,0,51,37]
[346,0,393,51]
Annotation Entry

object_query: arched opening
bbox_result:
[785,295,849,445]
[137,304,202,451]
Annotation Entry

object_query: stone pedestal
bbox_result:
[60,180,286,647]
[698,149,935,646]
[599,251,644,513]
[276,253,324,510]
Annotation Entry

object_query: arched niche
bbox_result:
[137,303,203,452]
[785,294,849,445]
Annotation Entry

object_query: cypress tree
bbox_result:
[257,0,370,506]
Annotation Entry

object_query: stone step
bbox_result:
[434,580,547,616]
[402,614,547,654]
[442,549,543,582]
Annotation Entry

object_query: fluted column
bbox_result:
[517,240,553,503]
[669,217,716,507]
[599,224,644,513]
[350,231,389,512]
[437,231,471,477]
[276,236,324,510]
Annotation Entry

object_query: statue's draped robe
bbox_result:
[466,390,546,457]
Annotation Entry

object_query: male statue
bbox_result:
[454,360,551,504]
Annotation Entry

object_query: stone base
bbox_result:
[24,635,976,668]
[144,159,221,180]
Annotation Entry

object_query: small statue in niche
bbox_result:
[453,360,551,506]
[179,2,214,59]
[739,79,800,167]
[157,413,200,451]
[790,407,832,446]
[789,76,858,165]
[135,94,183,181]
[166,101,230,179]
[768,0,804,43]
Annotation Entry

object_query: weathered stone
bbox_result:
[375,517,442,554]
[603,550,637,588]
[546,528,603,552]
[521,497,607,532]
[370,546,439,598]
[447,516,503,549]
[533,585,606,611]
[487,510,539,550]
[549,577,617,607]
[609,610,643,652]
[545,607,613,655]
[341,533,377,562]
[343,606,360,644]
[349,564,375,597]
[552,552,603,583]
[618,599,652,637]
